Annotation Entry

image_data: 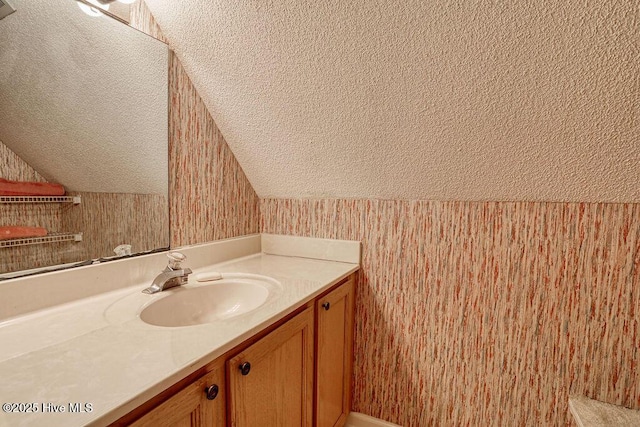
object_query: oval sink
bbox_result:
[139,276,279,327]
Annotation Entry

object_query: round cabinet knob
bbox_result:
[239,362,251,376]
[205,384,219,400]
[322,302,331,311]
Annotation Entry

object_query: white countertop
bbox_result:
[569,395,640,427]
[0,248,359,426]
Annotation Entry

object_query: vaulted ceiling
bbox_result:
[145,0,639,202]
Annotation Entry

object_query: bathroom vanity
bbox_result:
[0,234,360,427]
[118,275,354,426]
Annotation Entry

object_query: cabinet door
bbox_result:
[131,360,225,427]
[315,277,355,427]
[227,307,315,427]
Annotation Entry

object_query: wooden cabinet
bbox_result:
[116,274,355,427]
[315,276,355,427]
[227,307,314,427]
[130,359,225,427]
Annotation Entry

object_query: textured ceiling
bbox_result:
[0,0,167,194]
[145,0,639,202]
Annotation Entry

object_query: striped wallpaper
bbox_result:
[1,191,168,274]
[61,191,168,262]
[130,0,167,43]
[131,0,261,248]
[131,4,640,424]
[261,199,640,426]
[167,52,260,247]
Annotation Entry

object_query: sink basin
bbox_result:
[139,275,280,327]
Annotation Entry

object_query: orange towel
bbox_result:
[0,226,48,240]
[0,178,65,196]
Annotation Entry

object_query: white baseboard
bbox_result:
[345,412,402,427]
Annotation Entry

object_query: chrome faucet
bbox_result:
[142,252,192,294]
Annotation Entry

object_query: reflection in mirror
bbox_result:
[0,0,169,279]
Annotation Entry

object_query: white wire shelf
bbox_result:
[0,195,81,204]
[0,232,83,248]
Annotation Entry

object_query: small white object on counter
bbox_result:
[195,271,223,282]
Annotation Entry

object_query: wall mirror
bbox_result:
[0,0,169,279]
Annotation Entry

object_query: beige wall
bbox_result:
[261,199,640,425]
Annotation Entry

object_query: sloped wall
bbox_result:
[0,139,47,183]
[167,54,260,246]
[131,1,260,248]
[261,199,640,425]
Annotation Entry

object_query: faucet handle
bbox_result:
[167,251,186,270]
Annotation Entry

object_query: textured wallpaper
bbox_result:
[0,140,46,183]
[167,53,261,246]
[261,199,640,426]
[130,0,167,43]
[131,0,261,248]
[61,192,168,262]
[1,192,168,274]
[1,140,63,272]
